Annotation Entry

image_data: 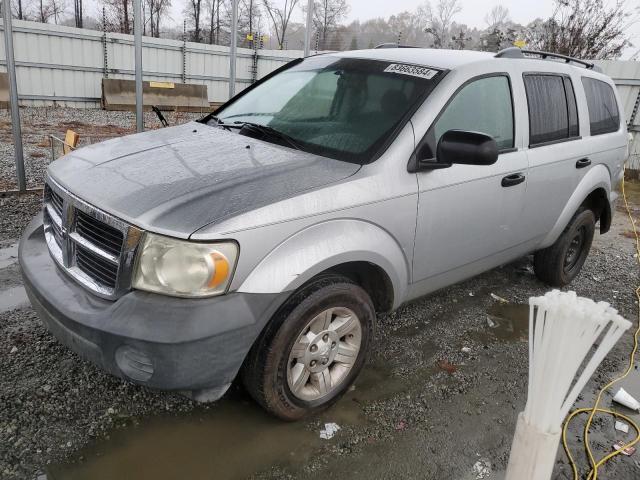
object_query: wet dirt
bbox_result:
[0,285,29,313]
[477,303,530,343]
[44,360,413,480]
[2,182,639,479]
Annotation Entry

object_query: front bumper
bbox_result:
[19,213,287,400]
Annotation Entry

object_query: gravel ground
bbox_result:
[0,120,639,479]
[0,107,202,190]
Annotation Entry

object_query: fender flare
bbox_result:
[539,164,611,248]
[237,219,409,310]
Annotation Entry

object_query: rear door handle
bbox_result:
[501,173,526,187]
[576,158,591,169]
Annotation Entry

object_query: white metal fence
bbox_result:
[595,60,640,172]
[0,20,638,171]
[0,19,304,108]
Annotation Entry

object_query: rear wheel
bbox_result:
[242,274,374,420]
[533,208,595,287]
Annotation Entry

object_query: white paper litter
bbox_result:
[615,421,630,434]
[473,459,492,479]
[490,293,508,304]
[319,422,340,440]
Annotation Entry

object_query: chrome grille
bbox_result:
[76,244,119,288]
[42,178,143,299]
[76,210,124,257]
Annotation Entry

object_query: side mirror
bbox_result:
[436,130,498,167]
[415,130,498,171]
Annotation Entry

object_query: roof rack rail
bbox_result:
[374,43,418,49]
[495,47,602,72]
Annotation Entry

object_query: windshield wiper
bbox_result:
[233,121,303,151]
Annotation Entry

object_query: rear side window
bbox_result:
[581,77,620,135]
[524,74,580,146]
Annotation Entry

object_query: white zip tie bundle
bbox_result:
[525,290,631,433]
[506,290,631,480]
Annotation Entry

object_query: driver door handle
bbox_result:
[501,173,526,188]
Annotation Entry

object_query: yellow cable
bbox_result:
[562,168,640,480]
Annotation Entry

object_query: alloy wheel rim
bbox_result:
[287,307,362,401]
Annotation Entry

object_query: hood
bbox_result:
[48,122,360,238]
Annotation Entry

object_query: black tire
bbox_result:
[241,274,374,421]
[534,207,595,287]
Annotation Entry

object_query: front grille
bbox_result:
[76,210,124,257]
[49,188,64,218]
[42,178,143,299]
[76,244,119,288]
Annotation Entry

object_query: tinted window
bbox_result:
[582,77,620,135]
[432,75,514,150]
[524,74,579,145]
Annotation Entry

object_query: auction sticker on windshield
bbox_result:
[383,63,439,80]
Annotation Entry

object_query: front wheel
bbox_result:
[533,208,595,287]
[242,274,374,420]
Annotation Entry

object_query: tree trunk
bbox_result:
[208,0,213,43]
[215,0,220,44]
[17,0,24,19]
[123,0,130,34]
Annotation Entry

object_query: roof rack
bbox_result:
[374,43,418,49]
[495,47,602,72]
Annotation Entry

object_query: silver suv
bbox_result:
[20,47,628,419]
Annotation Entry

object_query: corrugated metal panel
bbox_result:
[0,19,302,106]
[596,60,640,170]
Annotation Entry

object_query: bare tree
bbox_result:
[263,0,299,49]
[15,0,26,19]
[188,0,204,41]
[146,0,170,36]
[312,0,349,49]
[418,0,462,48]
[73,0,82,26]
[103,0,133,34]
[525,0,633,59]
[484,5,509,30]
[208,0,220,43]
[49,0,66,22]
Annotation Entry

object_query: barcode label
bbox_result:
[383,63,439,79]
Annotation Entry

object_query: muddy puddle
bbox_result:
[0,242,19,269]
[475,303,529,343]
[44,361,405,480]
[0,285,29,313]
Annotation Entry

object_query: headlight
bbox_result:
[132,233,238,297]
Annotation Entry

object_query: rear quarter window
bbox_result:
[581,77,620,135]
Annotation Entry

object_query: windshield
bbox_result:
[210,56,444,163]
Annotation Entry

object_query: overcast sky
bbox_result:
[152,0,639,58]
[344,0,557,27]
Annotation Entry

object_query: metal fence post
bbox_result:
[229,0,238,99]
[182,20,186,84]
[133,0,143,132]
[304,0,313,57]
[102,6,108,78]
[2,0,26,191]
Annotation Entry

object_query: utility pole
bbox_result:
[133,0,143,132]
[303,0,313,57]
[229,0,238,99]
[2,0,26,191]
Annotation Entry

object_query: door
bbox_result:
[412,74,528,285]
[519,74,586,243]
